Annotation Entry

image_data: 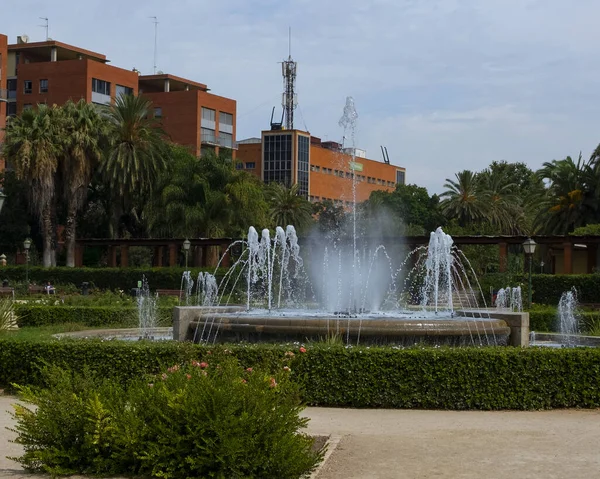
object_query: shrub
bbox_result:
[14,305,173,327]
[9,360,322,478]
[1,340,600,410]
[531,274,600,304]
[0,299,17,331]
[0,266,228,291]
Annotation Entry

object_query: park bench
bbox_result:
[156,289,184,299]
[0,287,15,299]
[28,285,55,295]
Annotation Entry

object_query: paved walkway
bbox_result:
[1,395,599,478]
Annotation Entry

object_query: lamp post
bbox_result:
[183,239,191,269]
[522,237,537,308]
[23,238,32,285]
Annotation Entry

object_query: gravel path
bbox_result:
[1,395,599,478]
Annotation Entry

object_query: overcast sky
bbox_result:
[5,0,600,194]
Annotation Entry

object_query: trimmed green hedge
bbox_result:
[14,305,173,327]
[0,266,227,291]
[1,340,600,410]
[531,274,600,304]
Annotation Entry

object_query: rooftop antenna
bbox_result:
[281,27,297,130]
[39,17,49,40]
[150,16,158,74]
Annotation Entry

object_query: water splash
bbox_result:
[137,275,157,339]
[558,288,580,346]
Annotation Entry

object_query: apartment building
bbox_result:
[0,34,237,170]
[139,74,236,157]
[237,130,406,205]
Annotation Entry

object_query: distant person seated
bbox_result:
[45,282,56,295]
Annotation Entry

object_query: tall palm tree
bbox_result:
[475,170,522,233]
[2,105,61,267]
[265,183,313,230]
[440,170,488,227]
[60,100,107,266]
[101,94,167,237]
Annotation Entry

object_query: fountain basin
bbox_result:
[174,307,526,346]
[56,327,173,341]
[530,332,600,348]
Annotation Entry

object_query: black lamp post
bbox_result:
[23,238,32,285]
[522,237,537,308]
[183,239,191,269]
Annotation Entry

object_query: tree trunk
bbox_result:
[41,208,53,268]
[64,204,77,267]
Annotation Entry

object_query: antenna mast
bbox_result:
[150,16,158,74]
[39,17,49,40]
[281,27,297,130]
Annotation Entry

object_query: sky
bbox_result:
[4,0,600,194]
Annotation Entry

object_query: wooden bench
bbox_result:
[0,287,15,299]
[28,285,56,295]
[156,289,184,299]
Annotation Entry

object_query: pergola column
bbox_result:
[168,243,178,267]
[120,245,129,268]
[108,246,117,267]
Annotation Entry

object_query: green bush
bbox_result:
[0,266,228,291]
[1,340,600,410]
[14,305,173,327]
[10,360,322,478]
[531,274,600,304]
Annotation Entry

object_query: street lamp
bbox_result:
[23,238,32,285]
[522,237,537,308]
[183,239,191,269]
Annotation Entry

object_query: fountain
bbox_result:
[137,275,158,339]
[495,287,522,312]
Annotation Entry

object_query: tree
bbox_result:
[265,183,313,231]
[440,170,488,227]
[101,94,168,238]
[312,200,348,240]
[2,104,61,266]
[60,100,107,266]
[0,171,34,253]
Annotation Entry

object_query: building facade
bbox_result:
[0,34,237,171]
[237,130,406,205]
[139,74,236,157]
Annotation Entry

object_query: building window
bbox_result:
[263,133,293,187]
[235,162,244,170]
[219,111,233,134]
[39,79,48,93]
[396,170,405,185]
[116,84,133,98]
[201,107,216,130]
[246,162,256,169]
[201,127,216,144]
[24,80,32,94]
[219,131,233,148]
[7,79,17,100]
[91,78,111,95]
[154,107,162,118]
[297,135,310,198]
[7,102,17,117]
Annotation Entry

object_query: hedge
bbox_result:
[531,274,600,304]
[1,340,600,410]
[13,305,173,327]
[0,266,228,291]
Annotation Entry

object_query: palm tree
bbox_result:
[265,183,313,230]
[101,94,167,237]
[535,154,595,234]
[475,170,521,233]
[440,170,488,227]
[60,100,107,266]
[2,105,61,267]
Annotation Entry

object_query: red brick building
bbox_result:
[0,34,237,170]
[237,129,406,205]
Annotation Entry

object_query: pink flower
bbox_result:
[283,366,291,372]
[167,364,180,373]
[285,351,295,357]
[207,351,212,355]
[299,347,307,353]
[241,379,247,384]
[161,373,167,381]
[148,383,154,388]
[186,374,192,380]
[200,362,208,369]
[191,360,200,367]
[246,367,253,372]
[269,377,278,388]
[201,370,208,376]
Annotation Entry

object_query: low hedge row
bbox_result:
[14,305,173,327]
[1,340,599,410]
[531,274,600,304]
[0,266,228,291]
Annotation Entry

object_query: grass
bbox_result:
[0,322,137,341]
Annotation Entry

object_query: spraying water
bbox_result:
[137,275,158,339]
[558,288,580,346]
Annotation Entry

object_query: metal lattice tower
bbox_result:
[282,28,297,130]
